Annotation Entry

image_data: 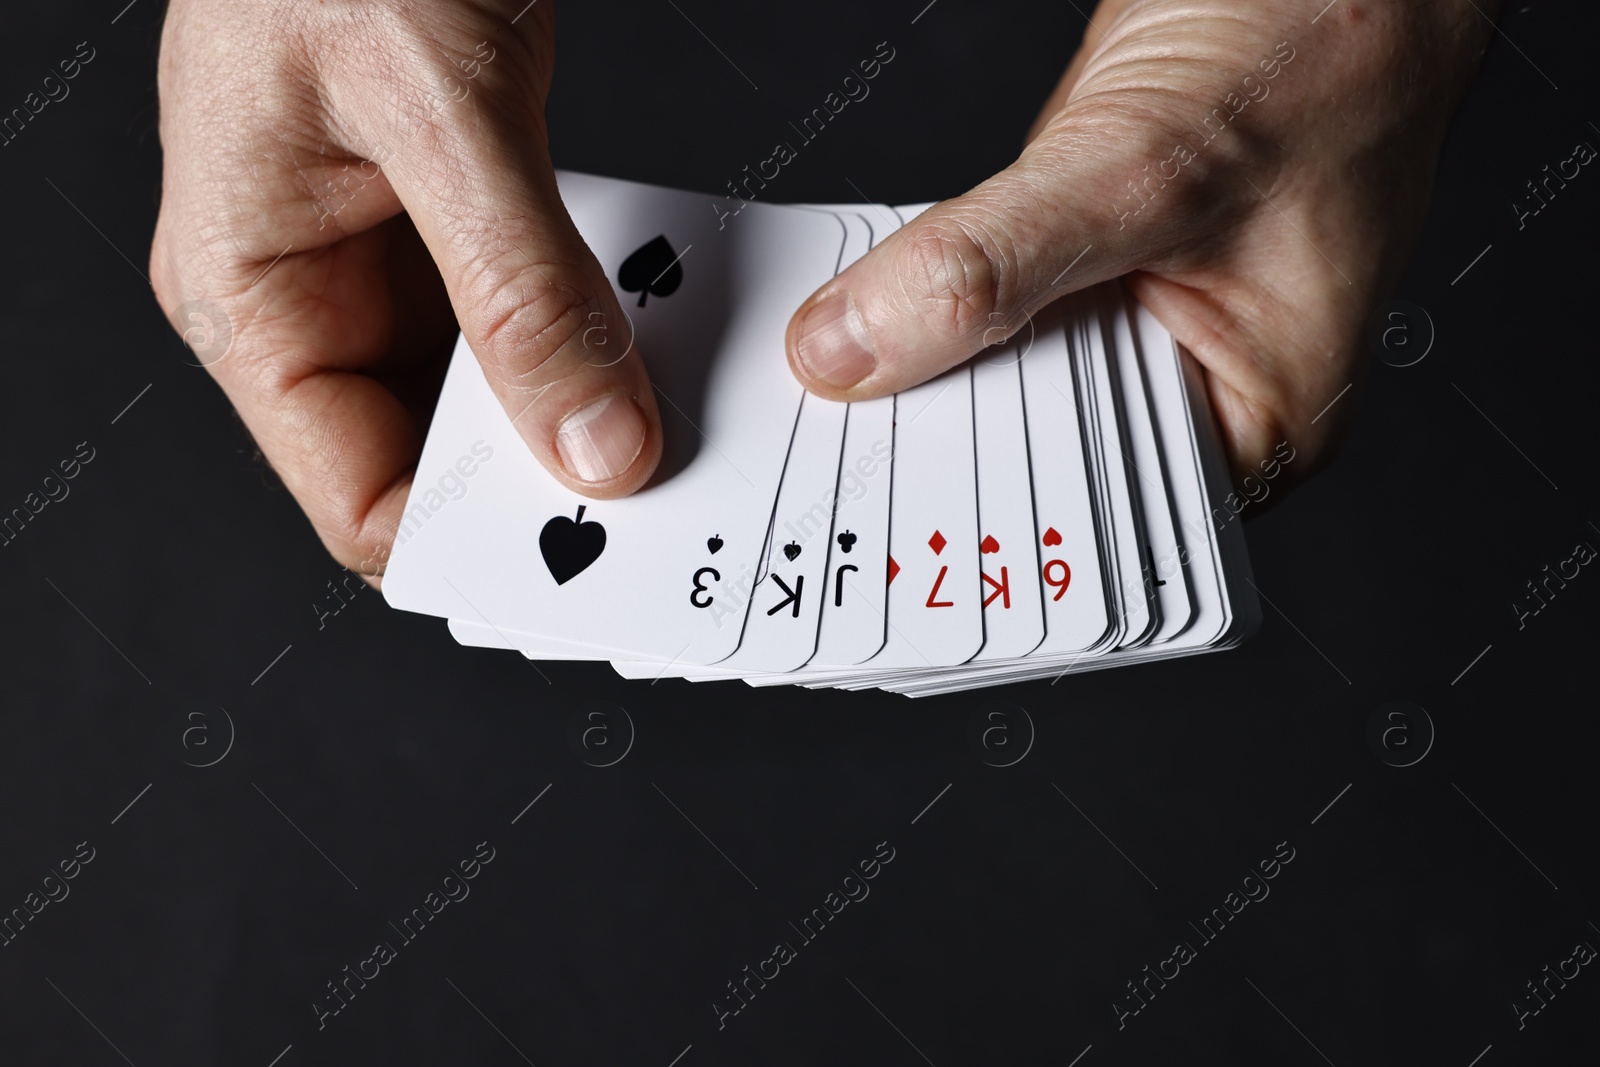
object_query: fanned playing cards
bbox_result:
[382,173,1260,696]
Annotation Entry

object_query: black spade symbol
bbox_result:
[836,530,857,554]
[540,505,607,585]
[707,534,723,555]
[782,541,802,562]
[618,235,684,307]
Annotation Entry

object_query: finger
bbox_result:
[152,216,452,578]
[786,105,1201,400]
[324,22,662,499]
[1127,266,1365,494]
[148,5,468,579]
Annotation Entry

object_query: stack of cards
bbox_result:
[381,172,1260,696]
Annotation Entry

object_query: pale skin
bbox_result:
[150,0,1502,581]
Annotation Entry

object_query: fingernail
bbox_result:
[556,394,646,484]
[796,290,876,389]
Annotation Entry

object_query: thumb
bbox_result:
[786,115,1189,399]
[362,81,662,497]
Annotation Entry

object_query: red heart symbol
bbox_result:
[980,534,1000,554]
[1042,526,1063,547]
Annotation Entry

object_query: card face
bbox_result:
[449,208,874,668]
[383,180,1257,694]
[1171,326,1260,643]
[1135,305,1228,647]
[722,389,895,683]
[464,291,1252,694]
[1017,303,1113,656]
[382,172,848,663]
[643,209,885,676]
[644,210,869,674]
[1109,286,1194,643]
[808,393,895,664]
[607,392,895,679]
[606,391,895,680]
[445,209,896,672]
[804,209,902,668]
[1076,294,1154,647]
[560,385,850,676]
[835,202,981,672]
[884,303,1234,696]
[969,344,1046,660]
[709,391,845,670]
[856,364,984,669]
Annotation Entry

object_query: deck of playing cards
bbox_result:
[381,172,1260,696]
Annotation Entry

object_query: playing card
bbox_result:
[614,210,877,676]
[1171,314,1262,646]
[455,209,907,675]
[780,202,980,679]
[382,171,850,664]
[786,296,1113,691]
[817,337,1049,693]
[883,304,1252,695]
[801,209,901,668]
[380,174,1259,696]
[676,207,904,675]
[452,208,877,668]
[1017,301,1114,655]
[1075,291,1155,647]
[964,341,1047,660]
[805,393,896,664]
[1109,284,1194,643]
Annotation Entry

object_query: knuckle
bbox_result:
[897,221,1008,342]
[471,266,597,387]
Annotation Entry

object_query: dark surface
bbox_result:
[2,2,1597,1064]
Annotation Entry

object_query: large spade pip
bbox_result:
[617,234,685,306]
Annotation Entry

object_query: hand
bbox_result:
[150,0,664,581]
[785,0,1500,492]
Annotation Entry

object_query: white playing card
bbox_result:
[1076,291,1155,648]
[608,391,895,680]
[1143,308,1235,649]
[383,175,1260,695]
[806,393,895,664]
[452,209,875,668]
[709,390,897,682]
[1108,284,1194,643]
[812,299,1122,691]
[381,171,849,663]
[883,306,1248,695]
[626,209,891,677]
[1017,302,1114,655]
[1172,318,1262,646]
[821,333,1049,692]
[683,206,904,675]
[798,361,983,677]
[488,291,1254,696]
[802,208,901,668]
[558,383,850,677]
[967,342,1046,660]
[785,202,981,680]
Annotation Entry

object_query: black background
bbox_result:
[2,1,1597,1064]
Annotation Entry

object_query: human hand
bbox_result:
[150,0,664,580]
[786,0,1500,492]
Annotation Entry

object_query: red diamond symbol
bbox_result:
[928,530,946,555]
[887,556,900,585]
